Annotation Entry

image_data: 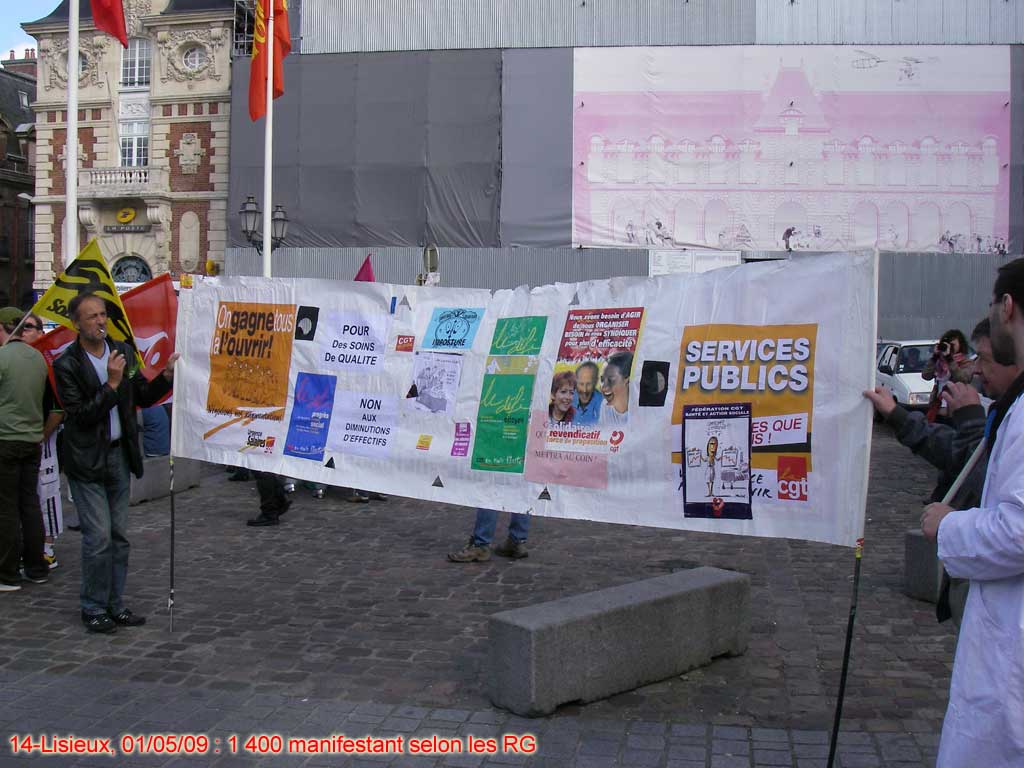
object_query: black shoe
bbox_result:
[277,499,292,516]
[82,612,117,634]
[247,514,280,527]
[228,471,251,481]
[109,609,146,627]
[367,492,388,501]
[67,524,81,532]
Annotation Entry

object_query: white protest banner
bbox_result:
[172,251,876,547]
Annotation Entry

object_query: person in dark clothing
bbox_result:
[0,307,50,591]
[53,294,177,634]
[864,318,1019,627]
[247,472,291,526]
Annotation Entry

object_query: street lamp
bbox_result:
[238,195,289,254]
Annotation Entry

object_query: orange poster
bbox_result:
[207,302,296,419]
[671,323,817,474]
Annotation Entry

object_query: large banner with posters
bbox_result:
[173,251,876,547]
[573,46,1010,253]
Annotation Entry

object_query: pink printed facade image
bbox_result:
[573,47,1010,253]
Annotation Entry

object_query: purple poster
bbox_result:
[573,46,1010,253]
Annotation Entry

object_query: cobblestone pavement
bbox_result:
[0,426,952,767]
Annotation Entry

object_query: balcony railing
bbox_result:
[78,166,168,197]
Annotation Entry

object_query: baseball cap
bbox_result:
[0,306,25,326]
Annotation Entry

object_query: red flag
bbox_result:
[249,0,292,121]
[33,274,178,404]
[90,0,128,48]
[354,254,375,282]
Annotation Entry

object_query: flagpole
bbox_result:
[66,0,80,267]
[262,0,275,279]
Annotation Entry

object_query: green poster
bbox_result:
[490,316,548,356]
[471,372,535,473]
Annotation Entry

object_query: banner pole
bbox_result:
[66,0,80,266]
[168,454,175,632]
[826,538,864,768]
[261,0,275,279]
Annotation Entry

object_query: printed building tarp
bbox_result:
[573,47,1011,254]
[173,251,877,547]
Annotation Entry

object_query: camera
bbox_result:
[938,341,950,357]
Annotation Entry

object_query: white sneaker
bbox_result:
[0,582,22,592]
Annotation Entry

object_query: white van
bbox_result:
[875,340,938,410]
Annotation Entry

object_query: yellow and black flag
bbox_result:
[32,239,137,350]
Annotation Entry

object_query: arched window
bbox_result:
[111,255,153,283]
[121,38,151,88]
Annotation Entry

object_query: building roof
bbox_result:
[26,0,233,25]
[162,0,235,13]
[25,0,91,24]
[0,69,36,132]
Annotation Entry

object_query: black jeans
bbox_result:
[0,440,46,584]
[255,472,287,516]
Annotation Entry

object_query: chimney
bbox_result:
[8,50,13,60]
[31,49,36,59]
[23,48,30,59]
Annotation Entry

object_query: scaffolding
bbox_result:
[233,0,255,58]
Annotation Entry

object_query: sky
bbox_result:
[0,0,60,66]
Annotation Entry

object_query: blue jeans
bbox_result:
[69,448,131,616]
[471,508,529,547]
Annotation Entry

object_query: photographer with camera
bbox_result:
[922,328,973,422]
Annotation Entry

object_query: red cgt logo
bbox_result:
[609,431,625,446]
[711,497,725,516]
[777,456,808,501]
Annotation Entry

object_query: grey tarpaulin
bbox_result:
[1011,47,1024,254]
[228,50,502,248]
[499,48,573,247]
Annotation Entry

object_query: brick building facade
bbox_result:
[0,51,36,307]
[23,0,234,287]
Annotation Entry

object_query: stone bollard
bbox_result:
[488,566,750,717]
[904,528,942,603]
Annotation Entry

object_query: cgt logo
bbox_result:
[777,456,808,501]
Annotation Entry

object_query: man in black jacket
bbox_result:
[864,318,1018,627]
[54,293,178,634]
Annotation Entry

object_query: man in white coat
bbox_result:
[922,257,1024,768]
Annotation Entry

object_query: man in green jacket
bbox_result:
[0,307,50,592]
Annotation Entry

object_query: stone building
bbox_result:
[23,0,235,287]
[0,51,36,307]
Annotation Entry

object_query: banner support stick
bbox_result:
[826,538,864,768]
[168,454,176,632]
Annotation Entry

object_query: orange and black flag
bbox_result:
[31,239,140,364]
[248,0,291,121]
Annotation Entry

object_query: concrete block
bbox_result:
[488,566,750,717]
[130,455,202,506]
[904,529,942,603]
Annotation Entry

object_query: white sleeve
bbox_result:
[938,415,1024,581]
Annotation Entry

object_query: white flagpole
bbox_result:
[261,0,275,278]
[66,0,81,267]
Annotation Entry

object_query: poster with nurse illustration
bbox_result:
[683,403,752,520]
